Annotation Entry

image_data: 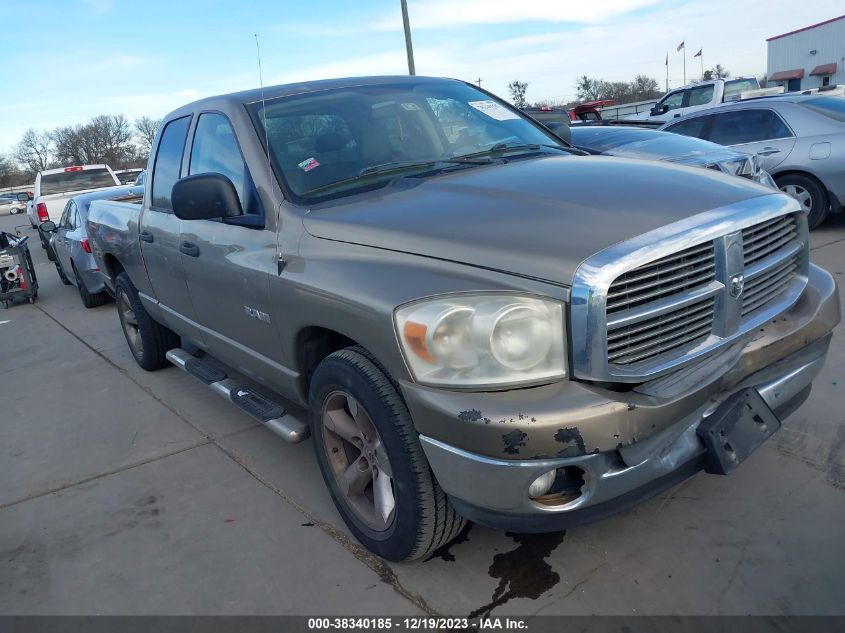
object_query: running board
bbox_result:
[166,349,309,443]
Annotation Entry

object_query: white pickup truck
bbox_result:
[627,78,780,124]
[27,164,122,257]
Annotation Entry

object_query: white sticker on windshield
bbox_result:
[468,100,520,121]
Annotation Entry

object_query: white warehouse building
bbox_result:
[766,14,845,91]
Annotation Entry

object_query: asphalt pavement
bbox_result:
[1,210,843,616]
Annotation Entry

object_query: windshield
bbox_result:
[802,96,845,123]
[249,80,565,202]
[39,168,117,196]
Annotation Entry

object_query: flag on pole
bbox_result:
[677,41,685,52]
[693,48,702,58]
[665,52,668,66]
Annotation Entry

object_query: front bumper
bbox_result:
[404,264,839,531]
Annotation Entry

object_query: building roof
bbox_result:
[767,14,845,42]
[769,69,805,82]
[810,63,837,76]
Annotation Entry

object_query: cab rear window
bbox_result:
[39,169,116,196]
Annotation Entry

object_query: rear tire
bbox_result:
[75,266,108,308]
[777,174,828,230]
[115,272,179,370]
[309,346,465,561]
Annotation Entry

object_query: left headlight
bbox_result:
[395,294,566,388]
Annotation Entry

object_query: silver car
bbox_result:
[659,94,845,228]
[569,125,777,188]
[40,186,142,308]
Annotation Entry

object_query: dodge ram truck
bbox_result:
[87,76,840,562]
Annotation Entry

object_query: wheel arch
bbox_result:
[295,326,359,399]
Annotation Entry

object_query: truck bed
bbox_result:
[86,198,146,294]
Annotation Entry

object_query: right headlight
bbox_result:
[395,294,566,388]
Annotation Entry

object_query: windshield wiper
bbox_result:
[451,142,570,162]
[302,158,493,197]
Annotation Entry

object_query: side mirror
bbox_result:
[544,121,572,144]
[172,173,243,221]
[40,220,57,232]
[650,106,659,116]
[16,193,29,202]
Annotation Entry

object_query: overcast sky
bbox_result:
[1,0,842,154]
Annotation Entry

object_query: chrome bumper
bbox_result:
[421,336,830,530]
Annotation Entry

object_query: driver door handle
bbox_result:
[180,241,200,257]
[757,147,781,156]
[139,230,154,243]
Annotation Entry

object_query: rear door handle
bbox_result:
[139,230,154,243]
[180,241,200,257]
[757,147,781,156]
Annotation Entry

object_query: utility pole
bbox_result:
[476,77,482,87]
[400,0,415,75]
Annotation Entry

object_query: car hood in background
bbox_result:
[303,156,777,285]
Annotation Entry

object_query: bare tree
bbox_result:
[134,116,161,153]
[703,64,730,80]
[630,74,661,100]
[508,80,529,108]
[51,114,137,168]
[13,128,53,173]
[575,76,603,102]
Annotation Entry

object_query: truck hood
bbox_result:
[303,156,776,285]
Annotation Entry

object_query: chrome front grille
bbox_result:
[570,197,810,383]
[741,254,800,317]
[607,297,715,365]
[743,214,798,267]
[606,242,715,314]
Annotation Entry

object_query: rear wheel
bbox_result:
[777,174,828,230]
[309,347,465,561]
[115,272,179,370]
[75,266,108,308]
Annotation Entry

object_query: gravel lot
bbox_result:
[1,210,843,616]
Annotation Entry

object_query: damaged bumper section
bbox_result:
[403,264,839,532]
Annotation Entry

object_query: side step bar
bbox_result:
[166,349,310,443]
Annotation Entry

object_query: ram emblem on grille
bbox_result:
[729,274,745,299]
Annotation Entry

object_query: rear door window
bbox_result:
[151,116,191,211]
[708,109,792,145]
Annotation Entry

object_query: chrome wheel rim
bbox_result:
[321,390,396,531]
[117,290,142,359]
[781,184,812,213]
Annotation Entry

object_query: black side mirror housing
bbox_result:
[172,173,243,221]
[544,121,572,144]
[40,220,57,232]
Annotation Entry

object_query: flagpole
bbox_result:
[683,46,686,85]
[666,54,669,92]
[701,52,704,79]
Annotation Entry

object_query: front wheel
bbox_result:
[115,272,179,370]
[309,347,465,561]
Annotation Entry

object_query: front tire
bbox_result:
[115,272,179,370]
[55,259,72,285]
[309,347,465,562]
[777,174,828,230]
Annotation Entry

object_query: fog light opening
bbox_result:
[530,466,587,506]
